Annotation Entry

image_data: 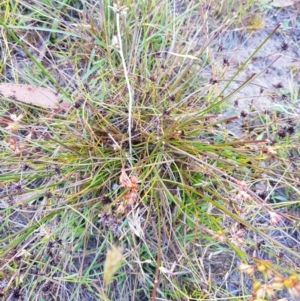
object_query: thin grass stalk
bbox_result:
[115,10,134,161]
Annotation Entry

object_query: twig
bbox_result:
[151,189,162,301]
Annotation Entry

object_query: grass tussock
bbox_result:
[0,0,299,300]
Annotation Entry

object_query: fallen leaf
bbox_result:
[0,83,63,109]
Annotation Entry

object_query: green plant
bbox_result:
[0,0,299,300]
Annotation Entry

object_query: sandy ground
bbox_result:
[218,7,300,109]
[179,2,300,138]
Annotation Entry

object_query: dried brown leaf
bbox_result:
[0,83,65,109]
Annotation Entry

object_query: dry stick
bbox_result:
[151,190,162,301]
[150,232,161,301]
